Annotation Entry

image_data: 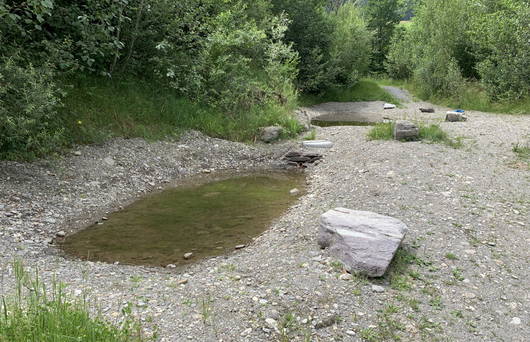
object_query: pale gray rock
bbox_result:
[103,156,116,166]
[318,208,408,277]
[393,120,419,141]
[371,285,385,293]
[259,126,283,143]
[446,112,467,122]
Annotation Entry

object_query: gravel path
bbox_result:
[1,96,529,341]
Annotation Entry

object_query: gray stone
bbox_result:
[259,126,283,143]
[183,252,193,259]
[393,120,419,141]
[446,113,467,122]
[419,107,435,113]
[103,156,116,166]
[371,285,385,293]
[56,231,66,238]
[289,188,300,195]
[318,208,408,277]
[73,151,82,156]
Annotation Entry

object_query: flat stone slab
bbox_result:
[318,208,408,277]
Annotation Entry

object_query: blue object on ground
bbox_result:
[455,109,465,113]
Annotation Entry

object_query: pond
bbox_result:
[60,171,305,267]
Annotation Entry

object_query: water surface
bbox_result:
[61,172,305,267]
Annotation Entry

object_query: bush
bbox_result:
[328,3,372,85]
[271,0,335,93]
[0,59,63,159]
[471,0,530,100]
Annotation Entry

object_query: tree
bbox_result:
[365,0,401,72]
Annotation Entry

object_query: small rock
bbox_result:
[183,252,193,259]
[339,273,353,281]
[419,108,435,113]
[393,120,419,141]
[265,318,279,332]
[178,279,188,285]
[56,231,66,238]
[235,244,246,250]
[289,188,300,195]
[73,150,82,156]
[346,330,356,336]
[383,103,396,109]
[166,264,176,269]
[509,317,521,325]
[446,112,467,122]
[371,285,385,293]
[259,126,283,143]
[103,156,115,167]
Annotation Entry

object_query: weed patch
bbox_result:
[368,122,463,148]
[0,261,151,342]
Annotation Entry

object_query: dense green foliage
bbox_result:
[1,262,151,342]
[386,0,530,103]
[365,0,401,72]
[0,0,375,160]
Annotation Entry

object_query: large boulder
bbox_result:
[259,126,283,143]
[393,120,419,141]
[318,208,408,277]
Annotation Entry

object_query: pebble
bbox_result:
[235,244,246,250]
[177,279,188,285]
[73,150,82,156]
[371,285,385,293]
[339,273,353,281]
[289,188,300,195]
[56,231,66,238]
[346,330,356,336]
[183,252,193,259]
[509,317,521,325]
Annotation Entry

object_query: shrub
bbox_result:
[328,3,372,85]
[0,59,63,159]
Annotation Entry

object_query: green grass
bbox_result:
[374,78,530,115]
[367,122,463,148]
[58,76,302,146]
[1,261,151,342]
[298,79,400,107]
[513,143,530,166]
[367,122,394,141]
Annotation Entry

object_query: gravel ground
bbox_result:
[1,90,529,342]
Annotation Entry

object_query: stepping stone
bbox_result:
[318,208,408,277]
[393,120,419,141]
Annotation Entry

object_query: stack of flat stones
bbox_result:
[283,151,323,167]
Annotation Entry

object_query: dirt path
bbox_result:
[0,95,529,341]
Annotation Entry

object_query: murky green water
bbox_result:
[60,172,305,267]
[311,120,376,127]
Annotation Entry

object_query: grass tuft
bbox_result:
[367,122,463,148]
[57,76,302,146]
[0,261,151,342]
[512,143,530,165]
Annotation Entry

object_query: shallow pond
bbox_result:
[311,120,376,127]
[60,171,305,267]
